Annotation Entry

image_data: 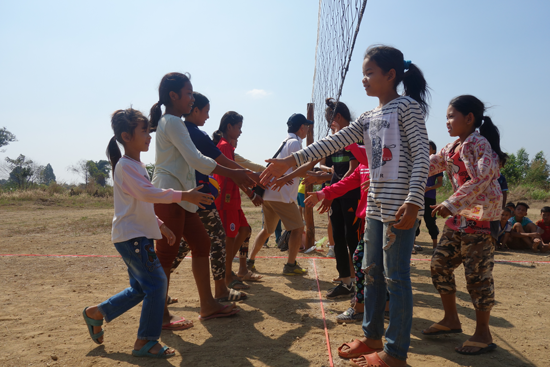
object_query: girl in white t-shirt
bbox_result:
[82,108,213,359]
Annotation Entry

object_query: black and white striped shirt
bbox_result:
[293,96,429,222]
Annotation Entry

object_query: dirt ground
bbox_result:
[1,196,549,367]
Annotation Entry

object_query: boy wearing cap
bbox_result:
[248,113,313,275]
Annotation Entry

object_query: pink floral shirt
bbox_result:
[429,131,502,221]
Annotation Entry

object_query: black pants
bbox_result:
[416,197,439,240]
[330,198,361,278]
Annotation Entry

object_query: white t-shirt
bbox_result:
[263,133,303,204]
[112,156,181,243]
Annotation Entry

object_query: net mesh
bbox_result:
[311,0,368,139]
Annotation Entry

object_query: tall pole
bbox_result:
[304,103,315,249]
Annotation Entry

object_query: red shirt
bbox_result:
[214,138,241,211]
[536,220,550,243]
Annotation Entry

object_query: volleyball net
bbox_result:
[311,0,368,139]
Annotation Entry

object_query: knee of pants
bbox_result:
[363,262,385,286]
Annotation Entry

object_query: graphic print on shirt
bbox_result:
[363,111,400,181]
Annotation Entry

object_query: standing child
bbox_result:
[260,45,430,367]
[150,73,253,324]
[422,95,507,356]
[82,109,213,358]
[212,111,263,290]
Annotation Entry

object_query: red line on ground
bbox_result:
[1,254,549,264]
[312,258,334,367]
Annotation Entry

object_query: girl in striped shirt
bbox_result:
[261,45,430,367]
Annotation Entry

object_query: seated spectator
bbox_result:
[496,208,512,249]
[504,202,541,250]
[534,206,550,253]
[505,202,516,213]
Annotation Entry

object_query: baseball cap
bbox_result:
[287,113,314,130]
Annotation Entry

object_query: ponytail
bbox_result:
[106,136,122,170]
[212,130,223,145]
[479,116,508,165]
[107,108,148,169]
[402,63,429,116]
[149,102,163,132]
[213,111,243,145]
[449,95,508,165]
[149,72,191,131]
[325,97,351,124]
[364,45,430,116]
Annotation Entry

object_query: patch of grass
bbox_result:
[0,190,113,209]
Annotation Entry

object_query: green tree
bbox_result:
[68,159,111,186]
[0,127,17,151]
[5,154,34,189]
[525,151,550,188]
[146,163,155,179]
[40,163,56,185]
[501,148,530,184]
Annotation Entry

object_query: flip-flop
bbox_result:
[456,341,497,355]
[228,279,250,290]
[350,352,389,367]
[82,307,104,344]
[215,289,248,302]
[198,305,240,321]
[337,339,382,359]
[162,317,193,330]
[238,271,263,282]
[167,295,178,305]
[132,340,175,358]
[422,322,462,336]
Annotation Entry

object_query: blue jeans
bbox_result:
[362,218,418,361]
[98,237,167,340]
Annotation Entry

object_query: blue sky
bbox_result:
[1,0,549,183]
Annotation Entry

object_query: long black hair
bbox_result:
[184,92,209,117]
[325,98,351,125]
[106,108,149,169]
[449,95,508,165]
[364,45,430,116]
[212,111,243,145]
[149,72,191,131]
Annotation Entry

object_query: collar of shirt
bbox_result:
[287,132,302,143]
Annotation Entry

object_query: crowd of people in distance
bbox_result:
[79,44,544,366]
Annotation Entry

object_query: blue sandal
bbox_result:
[82,307,104,344]
[132,340,175,358]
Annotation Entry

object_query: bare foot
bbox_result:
[134,340,175,356]
[85,306,104,344]
[237,270,263,281]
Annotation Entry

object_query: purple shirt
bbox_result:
[425,172,443,200]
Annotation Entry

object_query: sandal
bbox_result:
[162,317,193,330]
[215,289,248,302]
[82,307,104,344]
[228,279,250,290]
[132,340,175,358]
[167,295,178,305]
[238,271,263,282]
[337,339,382,359]
[422,322,462,336]
[456,340,497,355]
[350,352,388,367]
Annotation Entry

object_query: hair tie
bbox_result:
[404,60,412,70]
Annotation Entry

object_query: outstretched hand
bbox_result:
[232,169,256,188]
[430,204,452,218]
[260,156,295,187]
[181,185,215,209]
[304,192,320,207]
[318,198,333,214]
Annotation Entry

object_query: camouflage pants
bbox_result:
[431,225,495,312]
[170,209,227,281]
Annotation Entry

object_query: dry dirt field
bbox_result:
[1,194,549,367]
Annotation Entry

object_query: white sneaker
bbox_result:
[327,247,335,258]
